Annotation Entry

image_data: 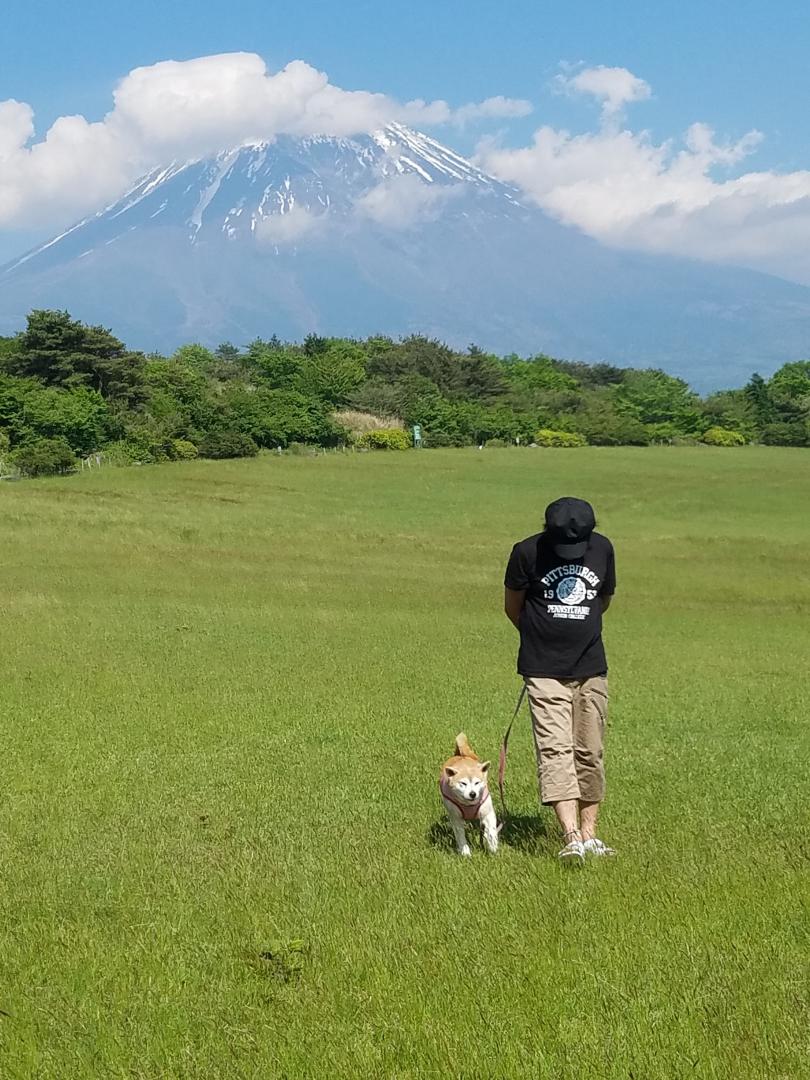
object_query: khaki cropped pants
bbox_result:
[525,675,608,804]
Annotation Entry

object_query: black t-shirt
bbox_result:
[504,531,616,679]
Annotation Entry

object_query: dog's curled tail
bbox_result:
[455,732,478,760]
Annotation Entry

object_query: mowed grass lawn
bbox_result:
[1,447,808,1079]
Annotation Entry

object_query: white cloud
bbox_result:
[478,71,810,284]
[0,100,34,158]
[255,205,324,246]
[466,95,534,121]
[0,52,530,232]
[354,174,459,230]
[393,94,531,129]
[556,65,651,121]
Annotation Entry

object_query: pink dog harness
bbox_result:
[439,776,490,821]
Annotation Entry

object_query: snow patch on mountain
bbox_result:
[190,150,242,234]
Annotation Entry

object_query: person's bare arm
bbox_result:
[601,594,612,613]
[504,587,526,629]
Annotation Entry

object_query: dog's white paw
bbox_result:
[459,844,472,857]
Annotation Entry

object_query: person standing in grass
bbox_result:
[504,497,616,867]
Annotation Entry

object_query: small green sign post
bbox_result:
[412,424,422,448]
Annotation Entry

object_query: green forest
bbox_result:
[1,309,810,476]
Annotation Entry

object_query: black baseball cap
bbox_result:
[544,497,596,559]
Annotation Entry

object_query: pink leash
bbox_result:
[497,683,527,817]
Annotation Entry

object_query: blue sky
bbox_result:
[4,0,807,160]
[2,0,810,278]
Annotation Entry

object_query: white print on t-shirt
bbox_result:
[541,564,601,588]
[540,565,602,620]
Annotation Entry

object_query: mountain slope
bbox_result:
[2,123,809,391]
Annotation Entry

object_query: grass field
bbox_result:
[1,447,808,1079]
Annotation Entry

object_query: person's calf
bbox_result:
[578,800,601,842]
[551,798,580,837]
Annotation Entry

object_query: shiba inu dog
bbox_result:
[439,733,499,856]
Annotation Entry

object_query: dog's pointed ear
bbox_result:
[480,761,491,774]
[445,767,457,778]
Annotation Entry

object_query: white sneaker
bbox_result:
[558,838,585,867]
[582,838,616,857]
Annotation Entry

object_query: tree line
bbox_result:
[1,309,809,475]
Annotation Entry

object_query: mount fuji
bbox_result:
[2,122,810,390]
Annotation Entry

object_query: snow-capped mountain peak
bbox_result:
[4,124,513,275]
